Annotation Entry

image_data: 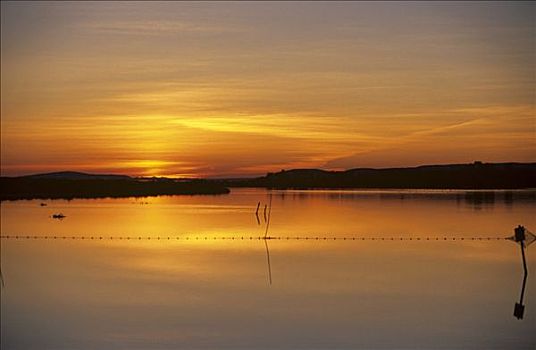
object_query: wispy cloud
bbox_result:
[323,104,535,169]
[2,2,534,176]
[80,20,239,36]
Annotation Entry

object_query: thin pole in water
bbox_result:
[264,194,273,238]
[513,225,529,320]
[255,202,261,225]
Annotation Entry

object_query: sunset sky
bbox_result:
[1,1,534,177]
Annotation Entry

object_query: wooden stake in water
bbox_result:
[264,193,273,285]
[512,225,529,320]
[255,202,261,225]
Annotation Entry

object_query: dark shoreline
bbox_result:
[1,162,534,201]
[220,162,536,190]
[0,178,230,201]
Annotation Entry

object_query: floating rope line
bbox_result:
[1,226,532,318]
[0,234,508,241]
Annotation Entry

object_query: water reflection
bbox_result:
[510,226,535,320]
[272,189,536,210]
[262,194,273,285]
[264,239,273,285]
[1,189,535,349]
[255,202,261,225]
[515,262,528,320]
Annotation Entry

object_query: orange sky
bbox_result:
[1,2,534,177]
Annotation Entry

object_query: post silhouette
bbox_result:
[513,225,529,320]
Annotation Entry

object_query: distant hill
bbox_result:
[21,171,132,181]
[0,172,229,200]
[1,162,535,200]
[223,162,536,189]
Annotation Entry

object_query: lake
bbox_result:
[1,188,535,349]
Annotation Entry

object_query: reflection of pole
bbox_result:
[513,225,528,320]
[264,193,273,285]
[0,235,4,288]
[518,240,527,305]
[264,239,272,285]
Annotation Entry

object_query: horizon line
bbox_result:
[2,160,535,179]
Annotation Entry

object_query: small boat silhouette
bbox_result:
[51,213,66,219]
[40,203,47,206]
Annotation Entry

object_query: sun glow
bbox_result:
[1,2,534,177]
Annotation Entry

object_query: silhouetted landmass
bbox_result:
[1,163,534,200]
[0,176,229,201]
[23,171,132,181]
[221,162,536,189]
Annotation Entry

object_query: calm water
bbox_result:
[1,188,535,349]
